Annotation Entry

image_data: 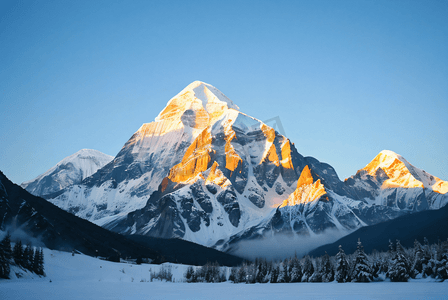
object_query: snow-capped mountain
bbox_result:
[48,81,313,242]
[21,149,113,198]
[223,149,448,251]
[344,150,448,210]
[41,81,448,251]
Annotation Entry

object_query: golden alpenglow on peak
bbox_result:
[362,150,423,188]
[132,81,240,144]
[280,140,294,170]
[205,161,231,188]
[168,127,213,183]
[280,165,327,208]
[433,180,448,194]
[362,150,448,193]
[362,150,402,177]
[296,165,314,187]
[223,119,243,172]
[156,81,239,122]
[126,81,244,158]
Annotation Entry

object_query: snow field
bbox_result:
[1,248,448,300]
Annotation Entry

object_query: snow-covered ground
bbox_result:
[1,248,447,300]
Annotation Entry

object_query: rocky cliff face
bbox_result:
[100,82,321,246]
[39,81,448,250]
[222,150,448,251]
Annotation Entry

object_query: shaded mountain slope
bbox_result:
[127,235,244,266]
[309,203,448,257]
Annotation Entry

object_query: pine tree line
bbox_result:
[183,238,448,283]
[0,233,45,279]
[185,262,227,283]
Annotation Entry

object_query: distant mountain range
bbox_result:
[21,81,448,256]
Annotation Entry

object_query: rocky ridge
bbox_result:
[34,81,448,251]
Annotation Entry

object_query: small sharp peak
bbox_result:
[296,165,314,188]
[279,165,327,208]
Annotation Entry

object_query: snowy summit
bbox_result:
[21,149,113,197]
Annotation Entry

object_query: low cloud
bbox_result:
[0,226,45,247]
[228,228,351,261]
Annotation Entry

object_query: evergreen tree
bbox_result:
[263,261,272,283]
[412,239,424,277]
[420,238,433,278]
[335,245,350,282]
[0,233,12,261]
[218,269,227,283]
[0,250,9,278]
[388,239,395,254]
[287,258,293,282]
[13,240,23,266]
[194,264,205,282]
[0,236,10,278]
[388,240,410,282]
[301,255,314,282]
[203,263,212,283]
[37,248,45,276]
[23,244,33,271]
[32,248,40,274]
[277,261,286,283]
[309,257,322,282]
[321,253,335,282]
[436,250,448,280]
[352,239,373,282]
[245,262,256,284]
[270,264,279,283]
[370,250,380,278]
[0,233,12,279]
[214,262,223,283]
[185,266,194,282]
[206,262,220,283]
[290,255,302,283]
[283,258,291,283]
[229,267,238,283]
[255,259,267,283]
[237,263,247,283]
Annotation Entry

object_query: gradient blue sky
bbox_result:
[1,0,447,184]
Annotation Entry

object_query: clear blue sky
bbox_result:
[1,0,447,184]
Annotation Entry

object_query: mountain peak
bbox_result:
[363,150,406,175]
[362,150,423,189]
[361,150,448,193]
[21,149,113,196]
[280,165,327,208]
[155,81,239,123]
[180,80,239,109]
[378,149,399,158]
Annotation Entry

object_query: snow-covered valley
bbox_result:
[1,248,447,300]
